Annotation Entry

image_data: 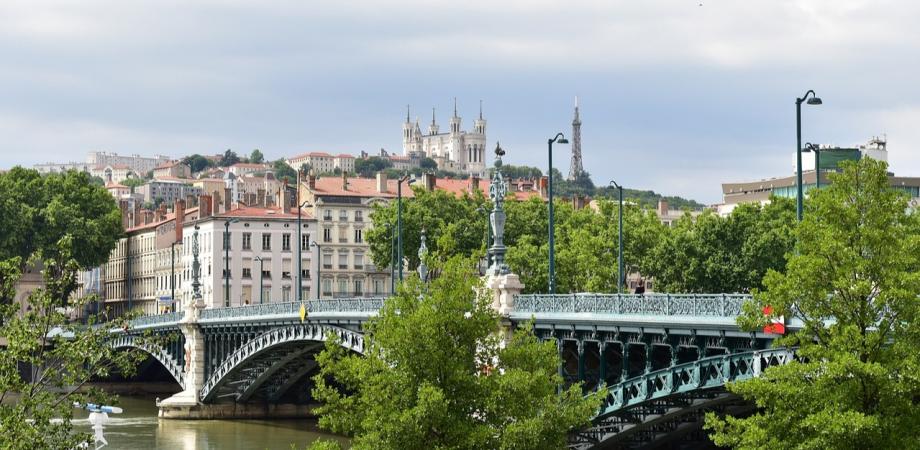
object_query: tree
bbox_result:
[0,168,123,269]
[354,157,393,177]
[272,159,298,183]
[308,256,604,450]
[705,158,920,448]
[182,154,213,173]
[418,157,438,171]
[121,177,145,192]
[249,149,265,164]
[498,164,543,180]
[0,241,149,449]
[218,149,241,167]
[366,187,489,272]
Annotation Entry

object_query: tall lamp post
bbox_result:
[311,241,321,299]
[223,218,240,307]
[170,241,178,312]
[396,174,416,282]
[804,143,822,189]
[254,256,265,304]
[547,132,569,294]
[796,90,822,221]
[609,180,624,293]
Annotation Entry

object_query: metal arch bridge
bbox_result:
[112,294,792,449]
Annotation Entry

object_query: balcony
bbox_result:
[323,264,333,269]
[323,214,333,221]
[353,264,363,270]
[338,264,348,270]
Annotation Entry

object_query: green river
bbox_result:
[73,395,348,449]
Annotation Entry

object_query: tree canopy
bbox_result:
[182,154,213,173]
[272,159,298,183]
[0,168,123,269]
[309,256,603,450]
[249,149,265,164]
[705,158,920,448]
[354,156,393,177]
[218,149,241,167]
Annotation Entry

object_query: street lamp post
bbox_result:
[396,174,416,282]
[296,198,312,303]
[254,256,265,304]
[796,90,822,221]
[547,132,569,294]
[609,180,624,293]
[804,143,822,189]
[170,241,177,312]
[223,218,239,307]
[311,241,321,299]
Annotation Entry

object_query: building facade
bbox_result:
[34,151,170,176]
[401,101,487,175]
[153,161,192,179]
[139,179,202,206]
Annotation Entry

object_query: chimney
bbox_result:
[376,172,388,193]
[469,174,480,193]
[212,190,223,214]
[186,194,196,208]
[279,186,292,212]
[657,198,669,217]
[119,200,129,229]
[175,199,186,242]
[200,194,212,218]
[423,173,435,191]
[134,203,142,227]
[342,172,348,191]
[307,173,316,190]
[156,203,167,222]
[143,210,154,225]
[257,188,266,207]
[224,187,232,211]
[539,176,548,198]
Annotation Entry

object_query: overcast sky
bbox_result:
[1,0,918,203]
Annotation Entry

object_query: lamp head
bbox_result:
[609,180,621,189]
[558,138,569,144]
[807,97,822,105]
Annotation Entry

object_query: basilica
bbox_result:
[402,100,487,175]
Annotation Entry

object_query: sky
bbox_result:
[1,0,919,203]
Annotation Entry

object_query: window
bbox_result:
[322,279,332,296]
[374,279,384,294]
[338,254,348,270]
[337,279,347,294]
[282,233,291,251]
[223,232,230,250]
[262,287,271,303]
[243,268,252,278]
[302,269,310,279]
[354,211,363,222]
[282,271,291,279]
[354,229,363,243]
[282,286,291,302]
[323,228,332,243]
[323,209,332,221]
[262,269,271,279]
[300,287,309,300]
[262,234,271,251]
[242,233,252,250]
[323,254,332,269]
[301,233,310,251]
[223,269,230,279]
[354,279,363,295]
[339,232,348,243]
[339,210,348,222]
[354,253,364,270]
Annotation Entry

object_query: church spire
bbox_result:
[453,97,458,117]
[479,99,483,119]
[568,96,583,180]
[406,104,410,122]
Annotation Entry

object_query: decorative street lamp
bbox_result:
[609,180,624,293]
[254,256,265,304]
[547,132,569,294]
[487,142,510,276]
[804,143,822,189]
[396,174,416,282]
[417,229,429,283]
[296,199,312,303]
[796,90,822,221]
[223,218,240,307]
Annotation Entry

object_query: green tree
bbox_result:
[354,157,393,177]
[249,149,265,164]
[219,149,241,167]
[498,164,542,180]
[0,241,149,449]
[121,177,145,192]
[418,157,438,171]
[0,168,123,269]
[182,154,213,173]
[272,159,298,183]
[366,187,489,272]
[705,158,920,448]
[309,256,604,450]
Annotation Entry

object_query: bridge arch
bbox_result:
[109,334,186,389]
[199,323,365,403]
[570,348,794,449]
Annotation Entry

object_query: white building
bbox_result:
[402,100,487,175]
[35,151,170,177]
[286,152,357,175]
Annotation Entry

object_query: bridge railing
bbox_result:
[129,311,183,328]
[514,293,749,318]
[198,297,387,321]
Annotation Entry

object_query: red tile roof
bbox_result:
[336,154,355,159]
[232,163,270,169]
[289,152,333,159]
[216,206,313,220]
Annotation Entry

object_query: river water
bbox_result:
[73,395,349,449]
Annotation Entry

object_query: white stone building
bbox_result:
[402,100,487,175]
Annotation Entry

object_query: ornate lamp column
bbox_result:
[483,142,524,318]
[417,229,429,283]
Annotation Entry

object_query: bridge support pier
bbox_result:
[158,297,207,418]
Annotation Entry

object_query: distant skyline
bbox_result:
[2,0,919,203]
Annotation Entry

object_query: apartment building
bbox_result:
[153,160,192,179]
[286,152,356,175]
[139,179,202,205]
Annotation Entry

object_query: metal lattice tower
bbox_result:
[568,96,583,180]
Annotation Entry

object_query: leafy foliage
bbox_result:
[0,168,123,269]
[273,159,298,183]
[309,256,603,450]
[182,154,214,173]
[249,149,265,164]
[418,157,437,171]
[354,157,393,177]
[121,177,145,192]
[496,164,543,180]
[218,149,241,167]
[705,158,920,448]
